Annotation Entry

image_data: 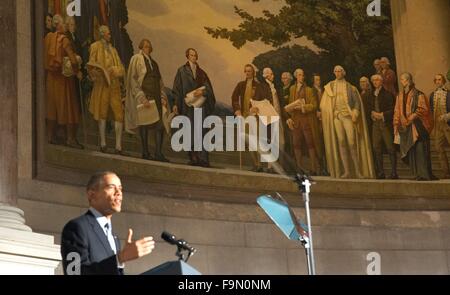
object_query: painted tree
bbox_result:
[205,0,395,84]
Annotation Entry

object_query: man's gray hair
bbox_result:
[380,57,391,65]
[334,65,346,76]
[282,72,293,82]
[263,68,273,79]
[293,68,304,77]
[65,16,75,25]
[373,58,381,65]
[400,72,414,85]
[99,25,110,38]
[360,76,370,83]
[52,14,64,28]
[370,74,383,82]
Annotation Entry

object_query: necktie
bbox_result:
[104,223,117,254]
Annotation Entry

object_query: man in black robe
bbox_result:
[172,48,216,167]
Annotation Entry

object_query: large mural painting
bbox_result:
[41,0,450,182]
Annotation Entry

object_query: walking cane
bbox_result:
[78,76,88,147]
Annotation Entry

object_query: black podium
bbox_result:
[141,260,201,275]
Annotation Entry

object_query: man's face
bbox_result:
[244,66,254,80]
[103,30,112,43]
[435,75,445,88]
[187,50,198,63]
[68,20,76,34]
[374,61,381,71]
[372,77,383,89]
[334,69,345,80]
[88,174,123,217]
[56,22,66,34]
[264,70,274,82]
[400,76,410,88]
[360,80,369,90]
[380,60,389,70]
[281,73,290,86]
[46,16,53,29]
[142,41,153,56]
[296,71,305,83]
[313,76,321,87]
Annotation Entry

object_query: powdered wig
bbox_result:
[99,25,110,38]
[293,68,304,77]
[262,68,273,79]
[282,72,293,82]
[65,16,75,25]
[334,65,346,76]
[52,14,64,28]
[380,57,391,65]
[370,74,383,82]
[434,74,447,84]
[400,72,414,87]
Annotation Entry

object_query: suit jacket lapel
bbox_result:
[114,235,121,253]
[86,211,114,256]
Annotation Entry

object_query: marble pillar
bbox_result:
[390,0,450,94]
[0,0,61,274]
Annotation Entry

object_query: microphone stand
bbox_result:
[175,240,196,263]
[294,174,316,275]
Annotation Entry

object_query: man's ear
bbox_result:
[87,189,95,204]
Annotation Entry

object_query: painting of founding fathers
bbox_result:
[43,0,399,180]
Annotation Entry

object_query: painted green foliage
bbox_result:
[206,0,395,84]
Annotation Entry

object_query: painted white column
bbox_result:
[0,0,61,275]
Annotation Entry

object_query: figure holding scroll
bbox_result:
[125,39,170,162]
[285,69,321,175]
[173,48,216,167]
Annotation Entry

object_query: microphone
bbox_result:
[161,231,177,245]
[161,231,197,253]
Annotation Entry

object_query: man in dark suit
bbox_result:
[61,171,155,275]
[368,75,398,179]
[172,48,216,167]
[231,64,265,172]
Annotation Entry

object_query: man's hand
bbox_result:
[173,105,179,115]
[287,118,294,130]
[194,89,204,97]
[144,100,152,108]
[161,98,168,108]
[234,110,242,117]
[407,114,417,126]
[249,107,259,115]
[316,111,322,120]
[351,112,358,123]
[401,117,408,126]
[118,229,155,264]
[371,111,383,121]
[77,71,83,80]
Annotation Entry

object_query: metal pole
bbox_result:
[302,179,316,275]
[78,79,88,147]
[303,240,312,275]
